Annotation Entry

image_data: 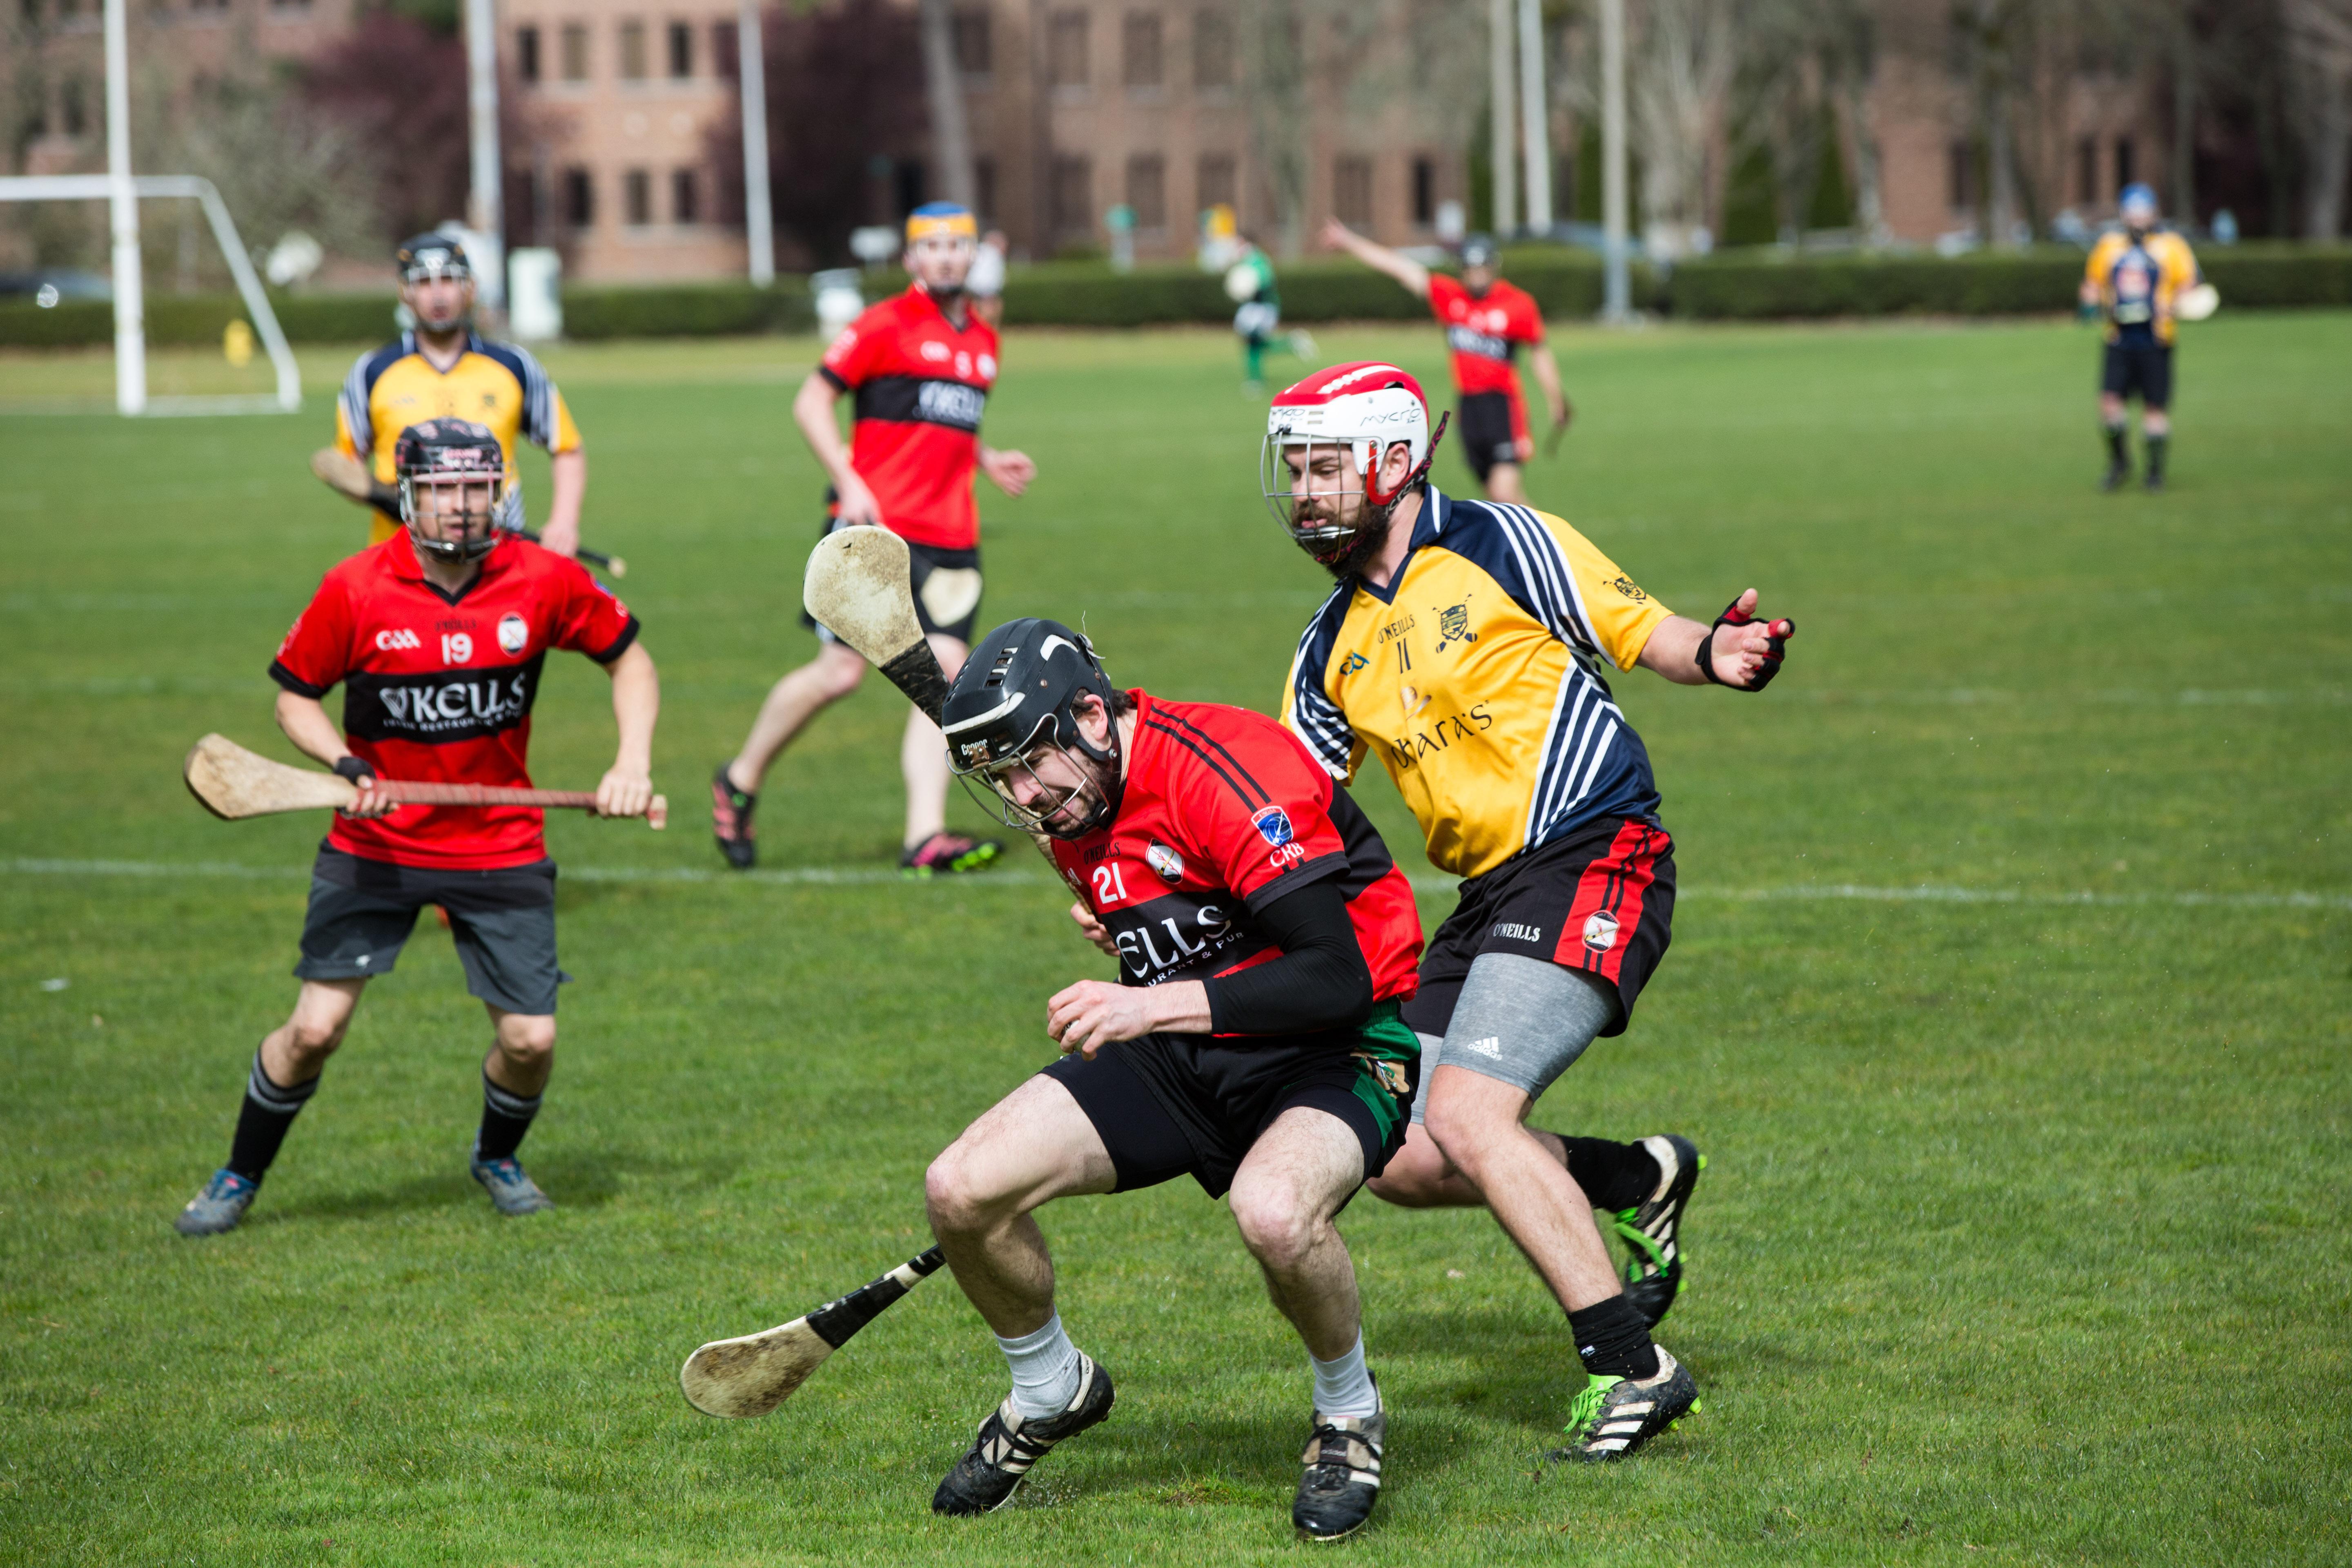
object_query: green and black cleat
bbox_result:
[1546,1347,1700,1463]
[933,1354,1115,1515]
[1617,1134,1702,1328]
[901,832,1004,879]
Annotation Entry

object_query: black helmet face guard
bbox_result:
[941,621,1125,840]
[397,237,474,330]
[399,470,507,562]
[948,717,1120,841]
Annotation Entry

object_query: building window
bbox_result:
[1334,155,1372,227]
[953,7,990,74]
[624,168,652,225]
[1127,154,1165,230]
[1051,154,1093,238]
[1047,10,1089,87]
[2114,136,2135,193]
[712,19,738,75]
[1123,11,1162,87]
[1198,152,1235,214]
[1412,156,1435,227]
[1194,8,1233,87]
[512,169,540,243]
[2074,136,2096,206]
[976,155,997,221]
[517,25,541,83]
[668,20,693,77]
[564,167,595,226]
[61,78,87,136]
[619,20,648,80]
[1947,140,1973,212]
[673,167,699,223]
[561,23,590,82]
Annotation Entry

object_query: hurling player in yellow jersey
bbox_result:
[334,234,588,554]
[2079,184,2198,492]
[1270,363,1792,1463]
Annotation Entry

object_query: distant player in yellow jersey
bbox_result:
[2080,185,2198,492]
[335,234,588,554]
[1268,363,1793,1464]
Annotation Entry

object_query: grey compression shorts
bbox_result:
[1408,952,1617,1123]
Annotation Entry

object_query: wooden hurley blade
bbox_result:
[802,527,951,722]
[681,1247,944,1419]
[184,733,355,820]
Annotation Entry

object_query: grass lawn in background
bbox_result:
[1,314,2346,1565]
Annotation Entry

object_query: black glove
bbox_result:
[1697,597,1792,693]
[332,755,377,787]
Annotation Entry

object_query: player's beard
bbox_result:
[1292,494,1398,580]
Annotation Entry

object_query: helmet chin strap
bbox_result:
[1363,411,1449,509]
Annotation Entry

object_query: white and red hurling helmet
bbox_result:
[1260,362,1447,556]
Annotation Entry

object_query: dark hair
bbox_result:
[1108,688,1137,717]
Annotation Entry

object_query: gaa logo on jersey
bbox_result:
[1581,910,1621,954]
[1146,842,1185,884]
[497,613,529,656]
[374,628,422,651]
[1251,805,1295,848]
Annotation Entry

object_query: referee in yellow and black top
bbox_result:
[336,234,588,556]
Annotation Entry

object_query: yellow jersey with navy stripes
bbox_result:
[1282,491,1673,880]
[335,332,581,545]
[2084,228,2198,347]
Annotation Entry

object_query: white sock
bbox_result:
[1311,1333,1379,1420]
[997,1312,1082,1421]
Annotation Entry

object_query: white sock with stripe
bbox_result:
[997,1312,1082,1421]
[1311,1333,1379,1420]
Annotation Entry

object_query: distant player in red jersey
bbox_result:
[174,420,660,1237]
[918,618,1419,1539]
[1321,220,1569,504]
[713,201,1037,876]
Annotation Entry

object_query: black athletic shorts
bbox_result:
[1040,1002,1421,1199]
[1402,818,1675,1043]
[1455,391,1523,483]
[294,846,568,1015]
[801,506,984,644]
[2101,342,2172,408]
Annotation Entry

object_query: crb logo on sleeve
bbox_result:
[1251,805,1294,847]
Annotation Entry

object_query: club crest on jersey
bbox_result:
[1582,910,1621,953]
[1251,805,1295,848]
[497,613,528,656]
[1435,597,1477,651]
[1146,842,1185,884]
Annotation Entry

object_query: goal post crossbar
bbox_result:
[0,173,303,416]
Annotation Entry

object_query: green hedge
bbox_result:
[4,244,2347,346]
[1666,240,2352,319]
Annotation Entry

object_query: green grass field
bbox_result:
[2,314,2347,1566]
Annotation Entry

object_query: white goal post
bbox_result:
[0,174,303,416]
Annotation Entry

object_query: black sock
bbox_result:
[227,1049,318,1182]
[2104,424,2127,467]
[476,1070,543,1162]
[1559,1137,1662,1212]
[1568,1295,1659,1381]
[2144,432,2167,479]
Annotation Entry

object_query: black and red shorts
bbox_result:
[1401,818,1674,1042]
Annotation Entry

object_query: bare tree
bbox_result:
[1628,0,1740,260]
[2285,0,2352,235]
[1243,0,1310,254]
[1949,0,2032,247]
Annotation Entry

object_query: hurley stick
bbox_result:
[802,528,1058,862]
[184,734,667,827]
[680,1247,946,1418]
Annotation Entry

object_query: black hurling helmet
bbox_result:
[394,232,473,330]
[941,618,1124,840]
[393,418,509,562]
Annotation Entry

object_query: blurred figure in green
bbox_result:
[1225,236,1316,394]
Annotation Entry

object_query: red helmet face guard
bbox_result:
[1260,415,1449,566]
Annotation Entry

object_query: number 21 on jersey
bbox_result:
[1091,861,1131,906]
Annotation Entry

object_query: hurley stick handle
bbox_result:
[803,1246,947,1349]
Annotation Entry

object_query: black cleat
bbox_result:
[1546,1346,1700,1463]
[2142,470,2165,492]
[1616,1135,1702,1329]
[1293,1384,1385,1541]
[933,1354,1114,1515]
[2100,461,2128,492]
[711,764,758,870]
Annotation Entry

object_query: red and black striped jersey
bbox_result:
[819,285,1000,551]
[269,533,639,870]
[1049,691,1423,1016]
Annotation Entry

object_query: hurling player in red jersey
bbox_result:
[175,420,660,1237]
[916,619,1419,1540]
[1321,220,1569,505]
[712,202,1037,876]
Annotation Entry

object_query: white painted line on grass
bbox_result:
[7,858,2347,911]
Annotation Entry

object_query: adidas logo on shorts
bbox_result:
[1463,1036,1503,1059]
